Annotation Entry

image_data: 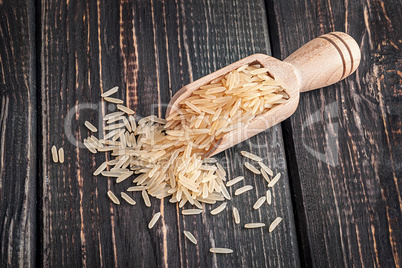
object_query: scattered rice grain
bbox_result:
[51,145,58,163]
[253,196,266,209]
[148,212,161,229]
[117,104,135,115]
[58,148,64,163]
[183,231,197,244]
[233,207,240,224]
[121,192,136,205]
[269,217,283,232]
[104,97,124,104]
[107,190,120,205]
[268,173,281,187]
[211,202,227,215]
[101,86,119,97]
[244,162,261,174]
[235,185,253,195]
[142,190,151,207]
[266,190,272,205]
[182,209,203,215]
[85,121,98,132]
[210,248,233,254]
[244,223,265,228]
[240,151,263,162]
[226,176,244,187]
[258,161,273,176]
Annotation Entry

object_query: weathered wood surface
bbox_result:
[40,0,298,267]
[0,0,37,267]
[1,0,400,267]
[266,0,402,266]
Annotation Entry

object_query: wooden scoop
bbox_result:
[166,32,361,157]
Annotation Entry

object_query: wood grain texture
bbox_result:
[40,0,299,267]
[0,0,37,266]
[266,0,401,266]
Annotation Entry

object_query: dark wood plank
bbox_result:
[266,0,402,266]
[0,0,37,266]
[41,0,299,267]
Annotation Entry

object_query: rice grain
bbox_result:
[268,173,281,187]
[244,223,265,228]
[253,196,266,209]
[107,190,120,205]
[261,168,271,183]
[241,151,263,162]
[101,86,119,97]
[127,186,148,191]
[182,209,203,215]
[226,176,244,187]
[104,97,124,104]
[183,231,197,244]
[266,190,272,205]
[211,202,227,215]
[93,161,108,176]
[235,185,253,196]
[210,248,233,254]
[269,217,283,232]
[148,212,161,229]
[244,162,261,174]
[58,148,64,163]
[233,207,240,224]
[117,104,135,115]
[142,190,151,207]
[85,121,98,132]
[121,192,136,205]
[51,145,58,163]
[116,171,134,183]
[258,161,273,176]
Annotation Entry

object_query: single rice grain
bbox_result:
[226,176,244,187]
[127,186,148,191]
[101,86,119,97]
[210,248,233,254]
[148,212,161,229]
[107,190,120,205]
[85,121,98,132]
[211,202,227,215]
[240,151,263,162]
[51,145,58,163]
[233,207,240,224]
[253,196,266,209]
[117,104,135,115]
[104,97,124,104]
[93,161,108,176]
[268,173,281,187]
[258,161,273,176]
[103,111,124,121]
[58,148,64,163]
[244,162,261,174]
[266,190,272,205]
[182,209,203,215]
[116,171,134,183]
[142,190,151,207]
[261,168,270,183]
[244,223,266,228]
[269,217,283,232]
[235,185,253,196]
[183,231,197,244]
[121,192,136,205]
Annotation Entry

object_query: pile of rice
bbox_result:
[84,64,288,207]
[82,63,287,252]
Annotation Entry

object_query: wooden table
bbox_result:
[1,0,400,267]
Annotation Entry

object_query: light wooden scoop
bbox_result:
[166,32,361,157]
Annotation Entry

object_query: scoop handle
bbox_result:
[284,32,361,92]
